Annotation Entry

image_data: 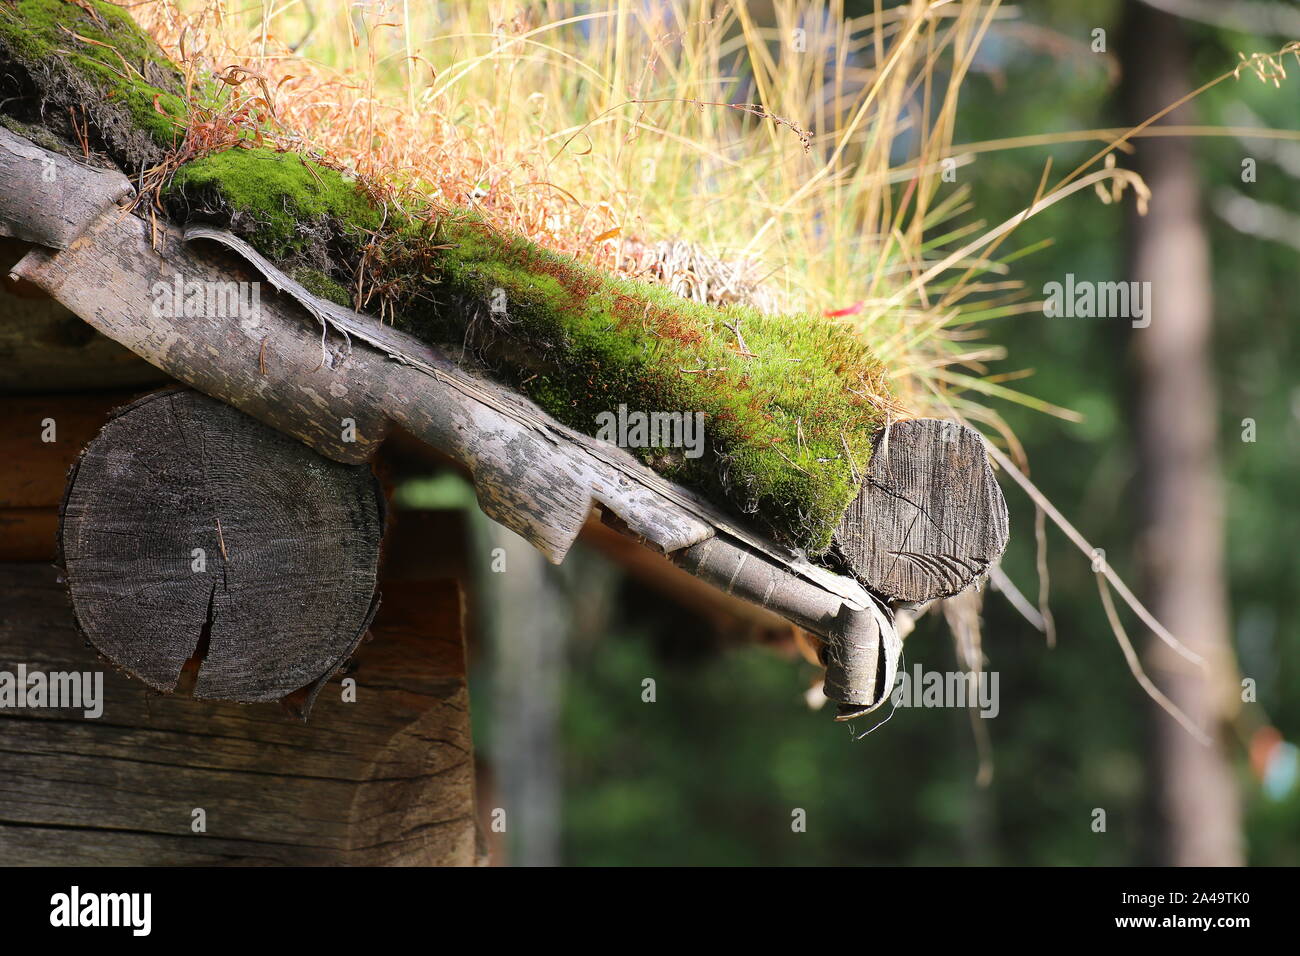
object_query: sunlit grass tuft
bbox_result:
[130,0,1051,423]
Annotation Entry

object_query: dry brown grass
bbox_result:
[128,0,1042,422]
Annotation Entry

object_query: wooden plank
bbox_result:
[9,211,715,562]
[0,392,134,508]
[0,391,140,562]
[0,563,479,866]
[0,238,167,394]
[0,508,56,561]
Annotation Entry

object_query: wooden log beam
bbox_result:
[581,513,798,643]
[0,125,132,249]
[59,388,384,708]
[9,213,392,464]
[0,563,478,865]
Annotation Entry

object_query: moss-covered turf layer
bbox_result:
[163,150,887,552]
[0,0,893,556]
[0,0,186,167]
[392,213,886,554]
[169,147,384,270]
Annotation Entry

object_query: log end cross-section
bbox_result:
[835,418,1009,605]
[58,388,384,711]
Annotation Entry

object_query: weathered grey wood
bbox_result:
[11,210,868,587]
[176,229,908,709]
[835,418,1009,605]
[0,125,132,249]
[674,535,900,715]
[7,205,892,712]
[0,563,478,865]
[183,226,722,564]
[9,214,391,463]
[59,388,384,707]
[179,225,882,613]
[9,211,708,560]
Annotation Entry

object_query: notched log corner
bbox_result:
[58,387,385,717]
[836,418,1009,606]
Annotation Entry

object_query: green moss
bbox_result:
[158,142,887,552]
[0,0,187,161]
[167,148,383,264]
[390,214,886,554]
[292,266,352,309]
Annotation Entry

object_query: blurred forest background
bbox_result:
[305,0,1300,865]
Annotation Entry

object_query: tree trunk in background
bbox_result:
[1120,3,1243,866]
[481,521,567,866]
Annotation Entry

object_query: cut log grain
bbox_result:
[834,418,1009,605]
[0,563,478,865]
[59,387,384,708]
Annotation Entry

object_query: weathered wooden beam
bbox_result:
[0,563,478,865]
[835,418,1009,605]
[0,125,132,249]
[9,213,392,464]
[178,226,1007,615]
[59,387,384,708]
